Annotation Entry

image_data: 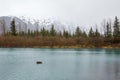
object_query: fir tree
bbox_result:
[40,27,46,36]
[63,30,70,38]
[89,27,94,37]
[82,31,87,38]
[28,29,31,36]
[95,28,100,37]
[75,26,82,37]
[10,19,17,36]
[113,16,120,43]
[50,24,56,36]
[113,16,120,38]
[104,22,112,38]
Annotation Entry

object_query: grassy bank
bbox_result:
[0,36,119,48]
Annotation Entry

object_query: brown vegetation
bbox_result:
[0,36,119,48]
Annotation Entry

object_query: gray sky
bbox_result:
[0,0,120,27]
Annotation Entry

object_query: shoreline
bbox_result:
[0,36,119,49]
[0,45,119,49]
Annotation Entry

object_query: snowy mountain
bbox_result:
[0,16,76,34]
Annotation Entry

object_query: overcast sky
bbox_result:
[0,0,120,27]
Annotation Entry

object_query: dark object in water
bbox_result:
[36,61,43,64]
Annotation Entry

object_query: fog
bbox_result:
[0,0,120,27]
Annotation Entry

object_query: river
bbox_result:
[0,48,120,80]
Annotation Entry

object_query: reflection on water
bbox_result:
[0,48,120,80]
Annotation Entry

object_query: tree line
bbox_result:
[0,16,120,47]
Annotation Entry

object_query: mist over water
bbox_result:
[0,48,120,80]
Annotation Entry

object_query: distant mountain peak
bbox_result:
[0,16,76,34]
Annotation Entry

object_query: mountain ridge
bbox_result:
[0,16,76,34]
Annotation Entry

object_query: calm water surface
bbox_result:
[0,48,120,80]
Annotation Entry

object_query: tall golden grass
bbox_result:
[0,36,119,48]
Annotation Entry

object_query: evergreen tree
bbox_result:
[75,26,82,37]
[113,16,120,43]
[82,31,87,38]
[10,19,17,36]
[113,16,120,38]
[89,27,94,37]
[40,27,47,36]
[50,24,56,36]
[104,22,112,38]
[95,28,100,37]
[30,30,34,37]
[63,30,70,38]
[28,29,31,36]
[46,30,50,36]
[58,31,62,37]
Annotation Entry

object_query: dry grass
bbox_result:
[0,36,119,48]
[0,36,77,47]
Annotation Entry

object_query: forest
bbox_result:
[0,16,120,48]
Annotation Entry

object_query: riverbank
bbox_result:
[1,45,120,49]
[0,36,120,48]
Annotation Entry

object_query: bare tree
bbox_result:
[101,19,106,37]
[18,22,21,34]
[0,19,6,35]
[24,23,27,34]
[34,19,39,36]
[34,19,39,31]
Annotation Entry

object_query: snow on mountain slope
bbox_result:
[0,16,76,34]
[0,16,27,33]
